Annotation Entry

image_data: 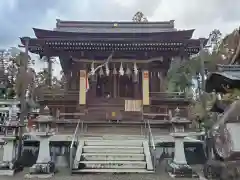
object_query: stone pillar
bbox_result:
[142,70,150,105]
[173,135,187,164]
[79,70,86,105]
[36,138,51,163]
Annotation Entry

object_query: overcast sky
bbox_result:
[0,0,239,75]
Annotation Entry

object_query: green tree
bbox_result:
[132,11,148,22]
[167,29,224,94]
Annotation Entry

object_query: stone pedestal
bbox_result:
[25,132,55,178]
[166,133,199,178]
[35,134,51,164]
[0,121,24,176]
[25,106,56,179]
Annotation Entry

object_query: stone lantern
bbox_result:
[0,102,24,176]
[166,107,199,178]
[25,106,56,178]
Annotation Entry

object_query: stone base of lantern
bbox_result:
[25,173,54,179]
[166,161,199,178]
[0,160,24,176]
[0,166,23,176]
[25,162,55,179]
[0,136,24,176]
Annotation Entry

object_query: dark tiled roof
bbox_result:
[32,28,194,40]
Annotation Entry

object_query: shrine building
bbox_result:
[20,19,207,134]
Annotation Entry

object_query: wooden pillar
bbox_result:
[79,70,87,105]
[142,70,150,105]
[159,71,167,92]
[47,57,52,87]
[90,75,97,98]
[133,74,140,99]
[152,72,159,92]
[113,74,117,98]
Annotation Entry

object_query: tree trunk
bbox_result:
[18,39,29,159]
[230,34,240,64]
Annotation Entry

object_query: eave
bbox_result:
[20,37,206,48]
[206,71,240,93]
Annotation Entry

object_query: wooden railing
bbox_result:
[37,90,79,101]
[39,90,192,102]
[150,92,192,100]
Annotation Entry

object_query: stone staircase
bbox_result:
[72,139,154,173]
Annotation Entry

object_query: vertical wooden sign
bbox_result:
[142,70,150,105]
[79,70,86,105]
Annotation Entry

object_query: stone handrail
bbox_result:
[145,119,156,171]
[69,119,82,175]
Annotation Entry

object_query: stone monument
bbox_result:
[25,106,56,178]
[166,107,199,178]
[0,102,24,176]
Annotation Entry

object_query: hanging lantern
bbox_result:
[113,64,117,75]
[119,62,124,76]
[133,62,138,75]
[90,61,95,75]
[105,63,110,76]
[99,66,104,76]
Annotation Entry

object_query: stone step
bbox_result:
[84,140,143,146]
[83,146,144,154]
[80,161,146,169]
[82,153,145,161]
[72,168,154,173]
